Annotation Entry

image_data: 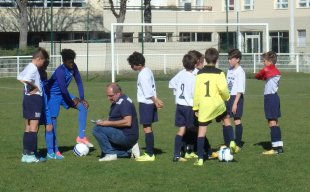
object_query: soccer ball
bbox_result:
[74,143,89,156]
[218,147,234,162]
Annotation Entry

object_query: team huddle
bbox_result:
[17,47,284,165]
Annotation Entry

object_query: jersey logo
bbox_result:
[116,98,124,105]
[127,97,133,103]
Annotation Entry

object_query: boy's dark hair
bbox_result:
[61,49,76,62]
[32,47,49,60]
[182,54,196,71]
[262,51,277,64]
[188,50,203,63]
[205,48,219,64]
[127,51,145,67]
[228,48,242,60]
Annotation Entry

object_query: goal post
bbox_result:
[110,22,269,82]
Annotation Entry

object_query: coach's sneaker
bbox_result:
[76,136,94,148]
[229,141,237,154]
[194,159,204,166]
[135,153,155,162]
[21,154,27,163]
[131,143,140,159]
[25,155,40,163]
[185,152,198,159]
[99,154,117,162]
[173,156,187,162]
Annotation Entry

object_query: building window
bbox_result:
[298,0,310,8]
[122,33,133,43]
[243,0,254,10]
[179,32,212,42]
[26,0,86,8]
[270,32,289,53]
[138,32,172,43]
[275,0,288,9]
[0,0,15,7]
[224,0,235,11]
[297,30,306,47]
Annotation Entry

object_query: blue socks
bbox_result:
[174,135,183,157]
[235,124,243,146]
[51,118,59,153]
[77,103,87,138]
[197,137,205,159]
[270,126,283,149]
[145,132,154,156]
[223,125,234,146]
[45,129,54,154]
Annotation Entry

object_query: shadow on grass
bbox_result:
[253,141,272,150]
[141,147,165,155]
[38,145,97,156]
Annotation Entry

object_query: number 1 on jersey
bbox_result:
[204,81,210,97]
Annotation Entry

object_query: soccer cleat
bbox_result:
[234,146,241,154]
[135,153,155,162]
[208,151,219,159]
[229,141,237,154]
[194,158,204,166]
[99,154,117,162]
[262,148,284,155]
[184,152,198,159]
[76,136,94,148]
[131,143,140,159]
[47,152,65,160]
[173,156,187,162]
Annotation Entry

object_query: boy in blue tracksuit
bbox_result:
[46,49,93,159]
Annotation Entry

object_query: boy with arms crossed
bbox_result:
[193,48,230,166]
[223,49,246,153]
[255,51,284,155]
[127,51,164,161]
[18,47,49,163]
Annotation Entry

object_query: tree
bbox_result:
[16,0,28,49]
[108,0,127,43]
[144,0,152,42]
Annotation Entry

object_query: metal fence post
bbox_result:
[164,54,167,74]
[253,53,256,73]
[296,53,299,72]
[17,56,20,77]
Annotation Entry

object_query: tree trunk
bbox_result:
[17,0,28,49]
[144,0,152,42]
[109,0,127,43]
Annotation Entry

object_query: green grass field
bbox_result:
[1,73,310,192]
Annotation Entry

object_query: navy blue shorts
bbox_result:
[139,103,158,125]
[226,95,244,118]
[264,94,281,120]
[175,105,195,128]
[23,94,43,120]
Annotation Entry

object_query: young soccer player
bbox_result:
[169,53,196,162]
[17,47,49,163]
[127,51,164,161]
[223,48,245,153]
[255,51,284,155]
[46,49,93,158]
[193,48,230,166]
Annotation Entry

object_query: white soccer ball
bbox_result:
[218,147,234,162]
[74,143,89,157]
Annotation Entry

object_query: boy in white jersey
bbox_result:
[169,54,196,162]
[255,51,284,155]
[17,47,49,163]
[127,51,164,161]
[223,49,245,153]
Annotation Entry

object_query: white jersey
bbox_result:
[17,63,42,96]
[264,75,281,95]
[137,67,157,104]
[226,65,245,95]
[169,69,195,106]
